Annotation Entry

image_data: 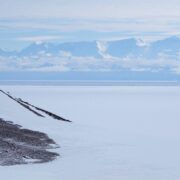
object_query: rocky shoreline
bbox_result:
[0,118,59,166]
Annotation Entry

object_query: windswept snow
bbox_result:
[0,85,180,179]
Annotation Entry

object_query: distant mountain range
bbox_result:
[0,36,180,59]
[1,36,180,81]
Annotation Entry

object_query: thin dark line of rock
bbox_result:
[0,90,44,117]
[0,89,71,122]
[19,98,72,123]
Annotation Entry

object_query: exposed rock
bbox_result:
[0,118,59,166]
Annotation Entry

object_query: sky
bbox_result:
[0,0,180,50]
[1,0,180,19]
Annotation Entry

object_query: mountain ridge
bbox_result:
[1,36,180,59]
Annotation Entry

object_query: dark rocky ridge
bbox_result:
[0,118,59,166]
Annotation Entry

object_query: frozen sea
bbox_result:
[0,84,180,180]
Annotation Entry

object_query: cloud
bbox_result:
[0,17,180,32]
[0,0,180,19]
[1,0,180,50]
[1,17,180,40]
[1,51,180,74]
[17,35,65,42]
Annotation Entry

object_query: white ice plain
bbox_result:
[0,85,180,180]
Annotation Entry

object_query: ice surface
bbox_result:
[0,86,180,180]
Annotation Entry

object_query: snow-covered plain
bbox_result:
[0,85,180,180]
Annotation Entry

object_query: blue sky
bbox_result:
[0,0,180,50]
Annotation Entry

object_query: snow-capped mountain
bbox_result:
[106,38,144,58]
[147,36,180,59]
[57,41,101,58]
[19,42,54,56]
[18,41,101,57]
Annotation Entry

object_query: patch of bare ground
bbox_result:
[0,118,59,166]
